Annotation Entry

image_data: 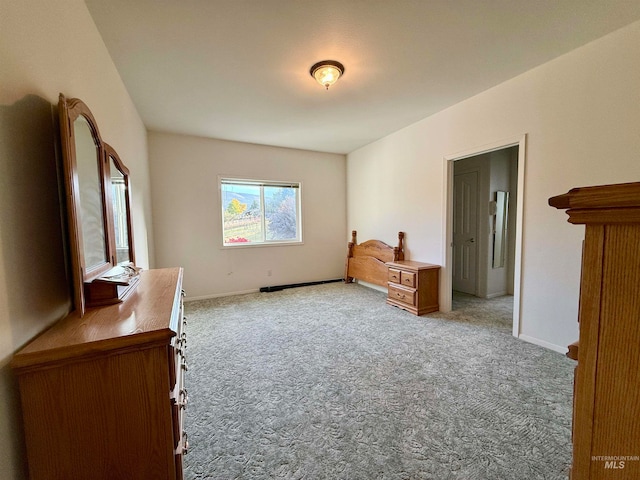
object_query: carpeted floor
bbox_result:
[183,283,574,480]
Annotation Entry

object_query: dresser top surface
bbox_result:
[12,267,183,370]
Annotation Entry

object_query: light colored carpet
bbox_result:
[184,283,573,479]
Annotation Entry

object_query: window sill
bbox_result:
[221,240,304,250]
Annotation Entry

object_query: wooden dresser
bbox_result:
[386,260,440,315]
[12,267,188,480]
[549,182,640,479]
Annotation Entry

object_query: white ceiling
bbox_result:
[85,0,640,154]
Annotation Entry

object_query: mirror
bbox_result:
[74,115,108,270]
[492,191,509,268]
[59,94,137,314]
[105,144,135,266]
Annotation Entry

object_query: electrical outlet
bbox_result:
[267,269,272,276]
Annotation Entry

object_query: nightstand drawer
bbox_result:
[388,283,416,306]
[400,271,416,288]
[388,268,401,284]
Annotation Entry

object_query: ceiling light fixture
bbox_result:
[310,60,345,90]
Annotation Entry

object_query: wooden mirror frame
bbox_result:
[59,94,137,315]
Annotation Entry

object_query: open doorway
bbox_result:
[442,136,526,338]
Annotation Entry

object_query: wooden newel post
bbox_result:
[549,181,640,480]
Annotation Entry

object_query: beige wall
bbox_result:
[347,20,640,352]
[148,132,346,298]
[0,1,150,478]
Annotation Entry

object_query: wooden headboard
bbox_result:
[344,230,404,287]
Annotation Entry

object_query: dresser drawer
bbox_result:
[388,283,416,306]
[169,297,187,451]
[170,308,187,391]
[171,341,187,432]
[172,385,188,448]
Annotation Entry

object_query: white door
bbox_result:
[453,171,478,295]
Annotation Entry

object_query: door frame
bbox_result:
[441,134,527,338]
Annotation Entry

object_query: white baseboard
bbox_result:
[485,291,508,299]
[518,334,567,354]
[184,289,260,302]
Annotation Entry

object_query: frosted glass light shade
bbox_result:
[310,60,344,90]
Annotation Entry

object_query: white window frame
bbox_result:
[219,177,303,247]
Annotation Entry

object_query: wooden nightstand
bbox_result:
[386,260,440,315]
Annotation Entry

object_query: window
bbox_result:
[111,178,128,252]
[220,178,302,246]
